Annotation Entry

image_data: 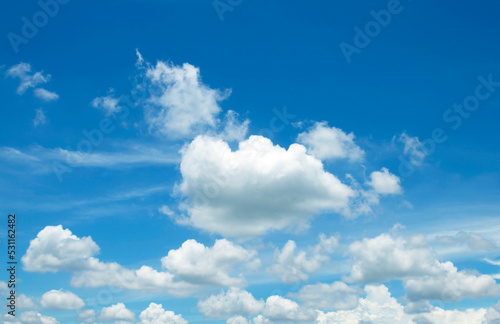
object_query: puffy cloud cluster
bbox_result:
[161,238,260,287]
[143,59,230,139]
[21,225,100,272]
[40,289,85,310]
[198,285,499,324]
[316,284,492,324]
[346,232,500,302]
[198,287,265,318]
[23,226,259,296]
[297,122,365,162]
[139,303,188,324]
[16,225,500,324]
[179,135,357,237]
[290,281,363,311]
[100,303,136,322]
[198,288,316,323]
[267,234,338,283]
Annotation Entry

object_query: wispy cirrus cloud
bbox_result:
[0,143,179,171]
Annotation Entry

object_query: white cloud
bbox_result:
[161,239,260,287]
[436,231,496,250]
[70,260,195,296]
[144,60,230,139]
[19,311,60,324]
[227,315,250,324]
[198,288,264,318]
[0,144,179,170]
[135,48,144,67]
[290,281,363,311]
[92,94,122,116]
[297,121,364,162]
[261,295,317,322]
[404,262,500,302]
[18,294,39,310]
[484,301,500,324]
[178,135,356,237]
[24,226,258,297]
[220,110,250,142]
[6,63,51,94]
[267,234,338,283]
[100,303,135,322]
[33,108,47,127]
[71,245,256,296]
[316,285,491,324]
[139,303,187,324]
[78,309,96,323]
[317,284,412,324]
[21,225,100,272]
[398,132,428,166]
[314,284,498,324]
[346,231,500,302]
[347,233,439,283]
[414,307,489,324]
[40,289,85,310]
[34,88,59,101]
[367,167,402,195]
[251,315,269,324]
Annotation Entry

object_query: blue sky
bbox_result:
[1,1,500,323]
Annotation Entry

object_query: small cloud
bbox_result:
[92,94,121,116]
[143,59,231,139]
[135,48,144,68]
[220,110,249,142]
[34,88,59,101]
[398,132,428,166]
[367,167,402,195]
[33,108,47,127]
[6,62,51,94]
[99,303,135,322]
[297,121,365,162]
